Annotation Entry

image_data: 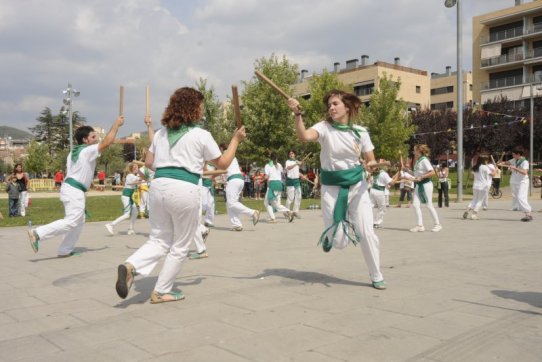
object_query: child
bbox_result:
[6,175,22,217]
[27,116,124,257]
[105,162,141,235]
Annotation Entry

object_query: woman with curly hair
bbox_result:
[115,87,246,304]
[287,89,386,290]
[410,144,442,232]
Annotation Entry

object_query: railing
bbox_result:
[480,75,523,90]
[480,26,524,45]
[524,48,542,59]
[481,52,525,67]
[525,23,542,35]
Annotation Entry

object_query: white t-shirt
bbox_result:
[285,159,300,179]
[310,121,373,171]
[473,164,491,190]
[226,157,242,178]
[150,127,221,175]
[66,144,100,189]
[124,173,139,190]
[486,164,496,187]
[265,163,283,182]
[414,156,433,178]
[400,170,415,189]
[375,170,392,187]
[509,157,529,184]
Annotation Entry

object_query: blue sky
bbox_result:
[0,0,515,136]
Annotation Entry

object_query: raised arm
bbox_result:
[209,126,246,170]
[98,116,125,153]
[287,98,319,142]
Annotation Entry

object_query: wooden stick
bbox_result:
[203,169,227,176]
[300,152,313,163]
[132,160,145,166]
[119,85,124,116]
[231,85,242,128]
[255,70,291,100]
[145,85,150,115]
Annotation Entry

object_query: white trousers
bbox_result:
[412,182,440,226]
[226,178,254,228]
[264,189,290,220]
[35,183,85,255]
[468,187,489,213]
[19,191,29,216]
[286,185,302,213]
[201,186,215,225]
[321,182,383,283]
[139,189,150,213]
[511,182,531,213]
[111,195,137,230]
[193,223,208,253]
[370,189,386,226]
[126,178,200,294]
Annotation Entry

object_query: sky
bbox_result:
[0,0,517,137]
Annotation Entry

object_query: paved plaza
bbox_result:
[0,197,541,361]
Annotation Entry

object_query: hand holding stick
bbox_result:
[231,85,242,128]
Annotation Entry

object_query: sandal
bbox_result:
[150,290,185,304]
[116,263,135,299]
[189,251,208,260]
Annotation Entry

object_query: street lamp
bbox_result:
[62,83,80,154]
[529,80,541,195]
[445,0,463,202]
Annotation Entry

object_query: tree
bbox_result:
[409,109,456,161]
[24,141,52,175]
[98,144,125,175]
[196,78,232,146]
[241,54,299,165]
[360,74,416,161]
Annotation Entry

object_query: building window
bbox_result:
[354,83,374,97]
[431,86,454,95]
[430,101,454,110]
[489,68,523,89]
[416,86,421,93]
[489,20,523,42]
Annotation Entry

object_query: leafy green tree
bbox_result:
[360,74,416,160]
[241,54,299,165]
[24,141,52,175]
[196,78,232,146]
[98,144,125,175]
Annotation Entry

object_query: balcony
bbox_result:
[480,75,523,91]
[481,51,525,68]
[480,26,524,45]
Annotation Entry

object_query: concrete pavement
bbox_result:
[0,198,541,361]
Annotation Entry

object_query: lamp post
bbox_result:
[529,81,540,195]
[445,0,463,202]
[62,83,80,154]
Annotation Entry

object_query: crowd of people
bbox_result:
[12,85,538,304]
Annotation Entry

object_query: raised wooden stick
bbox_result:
[145,85,150,115]
[231,85,242,128]
[255,70,290,99]
[132,160,145,166]
[119,85,124,116]
[300,152,313,163]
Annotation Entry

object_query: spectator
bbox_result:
[54,170,64,190]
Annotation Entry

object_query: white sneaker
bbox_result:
[105,224,115,235]
[431,224,443,232]
[127,229,135,235]
[410,225,425,232]
[470,214,479,220]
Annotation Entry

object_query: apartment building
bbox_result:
[430,67,473,111]
[473,0,542,108]
[291,56,431,110]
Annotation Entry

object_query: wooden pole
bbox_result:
[231,85,242,128]
[145,85,150,115]
[119,85,124,116]
[254,71,291,99]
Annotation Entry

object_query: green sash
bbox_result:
[70,145,87,163]
[65,177,87,192]
[227,174,243,181]
[515,157,526,168]
[167,124,195,148]
[372,170,385,191]
[330,121,364,140]
[319,165,365,249]
[266,180,283,202]
[121,188,135,212]
[202,178,214,195]
[415,178,431,204]
[285,177,301,188]
[154,167,200,185]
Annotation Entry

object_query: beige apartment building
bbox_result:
[473,0,542,108]
[430,67,473,111]
[291,56,430,110]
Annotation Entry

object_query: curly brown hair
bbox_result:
[323,89,362,123]
[161,87,204,129]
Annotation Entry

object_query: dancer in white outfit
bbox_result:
[287,89,386,290]
[220,143,260,231]
[105,163,141,235]
[285,150,303,218]
[370,167,394,228]
[27,118,125,256]
[264,154,293,223]
[463,155,495,220]
[498,148,533,222]
[201,164,216,227]
[115,87,246,303]
[410,144,442,233]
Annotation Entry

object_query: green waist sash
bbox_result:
[267,180,283,202]
[202,178,214,195]
[372,184,385,191]
[285,177,301,188]
[154,167,200,185]
[65,177,87,192]
[121,188,135,212]
[415,177,432,204]
[227,173,243,181]
[319,165,365,249]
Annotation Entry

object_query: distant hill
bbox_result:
[0,126,33,140]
